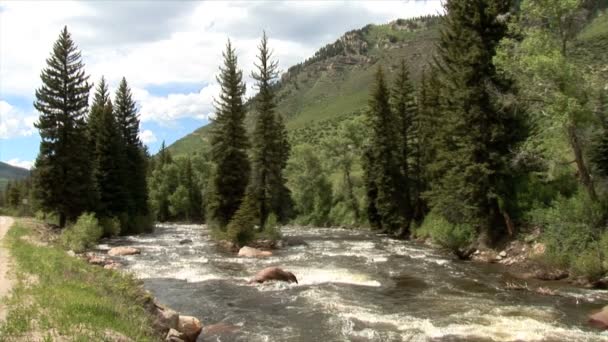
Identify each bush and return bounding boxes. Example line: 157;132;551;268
225;193;257;247
99;216;121;237
418;210;475;253
529;191;604;267
59;213;103;252
572;247;604;281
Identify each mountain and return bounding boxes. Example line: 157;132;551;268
168;16;441;156
0;161;30;189
168;10;608;157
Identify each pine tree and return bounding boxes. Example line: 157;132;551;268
158;141;173;166
363;67;407;235
33;26;95;227
114;77;149;228
208;40;251;228
391;60;418;233
247;32;293;228
427;0;518;244
88;77;128;217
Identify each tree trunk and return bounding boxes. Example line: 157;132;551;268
343;166;360;221
59;212;67;228
568;124;598;202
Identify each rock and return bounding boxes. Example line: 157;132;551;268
104;329;133;342
589;306;608;330
104;262;122;270
250;267;298;284
238;246;273;258
67;250;76;257
88;255;107;265
496;255;503;261
473;250;480;255
499;251;507;258
177;315;202;342
179;239;193;245
531;242;546;256
217;240;237;252
534;268;568;281
153;303;179;334
108;246;140;256
165;328;185;342
203;322;240;336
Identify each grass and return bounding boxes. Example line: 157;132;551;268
0;219;160;341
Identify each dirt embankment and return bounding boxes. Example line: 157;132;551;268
0;216;15;322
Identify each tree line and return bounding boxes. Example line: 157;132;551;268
5;27;151;235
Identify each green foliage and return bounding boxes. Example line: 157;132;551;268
169;185;189;219
572;248;604;280
529;191;605;267
259;212;281;241
249;32;293;227
416;209;475;253
225;192;258;246
286;144;333;226
207;40;250;228
59;213;104;253
33;26;95;227
1;220;156;340
98;216;121;237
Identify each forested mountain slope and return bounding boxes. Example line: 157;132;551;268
0;162;30;189
168;16;441;155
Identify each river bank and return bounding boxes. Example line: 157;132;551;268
0;218;163;341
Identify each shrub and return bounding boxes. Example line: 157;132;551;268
258;213;281;241
225;193;257;247
99;216;121;237
418;209;475;253
572;247;604;281
529;191;604;267
59;213;103;252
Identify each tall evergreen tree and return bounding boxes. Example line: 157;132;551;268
246;32;293;228
392;60;419;232
207;40;251;228
115;77;149;226
363;67;407;235
33;26;94;227
427;0;518;244
88;77;128;217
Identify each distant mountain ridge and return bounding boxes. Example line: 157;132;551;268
0;161;30;189
168;15;441;156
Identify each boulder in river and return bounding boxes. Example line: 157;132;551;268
179;239;193;245
108;246;141;256
203;322;240;336
177;315;202;342
589;306;608;330
104;262;122;270
238;246;273;258
165;328;185;342
250;267;298;284
152;303;179;334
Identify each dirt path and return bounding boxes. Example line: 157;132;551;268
0;216;14;322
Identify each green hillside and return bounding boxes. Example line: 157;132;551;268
168;16;441;156
0;161;30;189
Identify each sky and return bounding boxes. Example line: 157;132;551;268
0;0;443;170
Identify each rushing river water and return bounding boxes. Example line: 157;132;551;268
100;223;608;342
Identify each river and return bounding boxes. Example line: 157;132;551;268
99;223;608;342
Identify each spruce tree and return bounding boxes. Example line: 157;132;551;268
208;40;251;228
363;67;407;235
247;32;293;228
391;60;418;232
115;77;149;227
33;26;95;227
88;77;128;218
427;0;518;244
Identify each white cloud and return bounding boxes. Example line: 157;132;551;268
139;129;157;144
0;101;37;139
5;158;34;170
0;1;444;124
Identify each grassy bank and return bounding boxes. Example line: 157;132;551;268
0;219;159;341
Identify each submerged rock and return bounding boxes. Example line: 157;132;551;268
177;315;202;342
589;306;608;330
179;239;193;245
203;322;240;336
238;246;273;258
108;246;141;256
250;267;298;284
